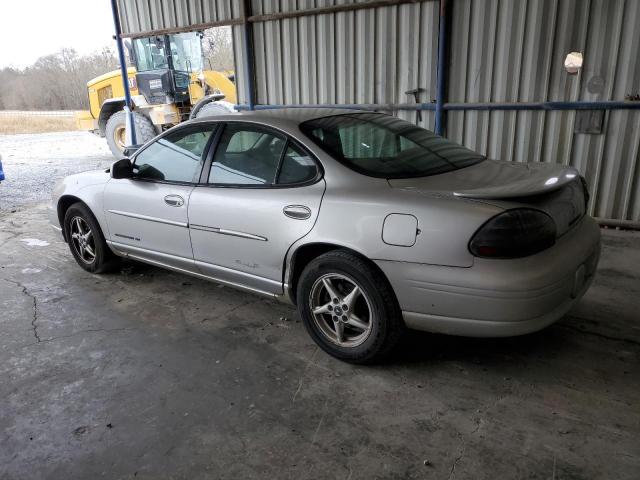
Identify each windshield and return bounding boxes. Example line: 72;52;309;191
169;32;203;72
300;113;485;179
133;36;168;71
133;33;203;72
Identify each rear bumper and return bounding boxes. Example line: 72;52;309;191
376;216;601;337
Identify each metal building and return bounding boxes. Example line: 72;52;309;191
116;0;640;225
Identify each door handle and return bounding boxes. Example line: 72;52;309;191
164;194;185;207
283;205;311;220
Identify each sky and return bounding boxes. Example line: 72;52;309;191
0;0;117;68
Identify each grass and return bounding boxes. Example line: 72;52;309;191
0;115;78;135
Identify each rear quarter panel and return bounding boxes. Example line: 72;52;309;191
294;178;503;269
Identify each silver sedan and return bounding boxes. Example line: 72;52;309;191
50;109;601;363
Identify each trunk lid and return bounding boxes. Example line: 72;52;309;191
387;159;579;198
388;160;587;237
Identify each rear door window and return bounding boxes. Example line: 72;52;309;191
276;144;318;185
208;125;286;185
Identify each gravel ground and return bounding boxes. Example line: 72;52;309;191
0;131;113;211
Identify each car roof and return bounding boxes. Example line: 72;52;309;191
185;107;374;129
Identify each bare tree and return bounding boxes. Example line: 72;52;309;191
202;26;235;72
0;47;119;110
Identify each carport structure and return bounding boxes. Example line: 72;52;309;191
2;3;640;479
114;0;640;227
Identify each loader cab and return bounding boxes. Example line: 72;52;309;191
131;32;204;106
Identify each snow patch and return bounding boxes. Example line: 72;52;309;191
21;267;43;274
21;238;50;247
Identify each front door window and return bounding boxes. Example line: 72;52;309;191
134;125;215;183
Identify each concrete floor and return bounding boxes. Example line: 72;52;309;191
0;204;638;479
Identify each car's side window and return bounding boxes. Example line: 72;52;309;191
276;144;317;185
133;125;215;183
209;124;286;185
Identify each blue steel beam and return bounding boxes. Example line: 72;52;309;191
235;103;437;111
241;0;256;110
110;0;136;145
235;101;640;112
444;101;640;111
434;0;448;135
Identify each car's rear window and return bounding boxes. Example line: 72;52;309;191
300;113;485;179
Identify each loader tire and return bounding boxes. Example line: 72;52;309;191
105;110;156;159
195;102;235;118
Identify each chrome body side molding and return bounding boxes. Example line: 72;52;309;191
107;209;188;228
189;224;268;242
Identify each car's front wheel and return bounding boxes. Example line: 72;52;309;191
297;250;404;363
64;203;119;274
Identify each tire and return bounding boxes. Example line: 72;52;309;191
64;202;120;274
105;110;156;159
297;250;405;364
194;101;235;118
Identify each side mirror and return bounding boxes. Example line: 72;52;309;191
111;158;134;179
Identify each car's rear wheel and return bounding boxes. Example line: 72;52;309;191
64;203;119;273
297;250;404;363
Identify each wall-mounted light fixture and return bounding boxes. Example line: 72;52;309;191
564;52;583;75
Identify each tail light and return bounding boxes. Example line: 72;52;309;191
469;208;556;259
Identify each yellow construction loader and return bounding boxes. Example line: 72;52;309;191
75;31;236;158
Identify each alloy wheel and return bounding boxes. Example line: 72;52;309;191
70;216;96;265
309;273;373;347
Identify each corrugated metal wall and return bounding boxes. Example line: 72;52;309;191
249;0;439;129
117;0;640;222
447;0;640;221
